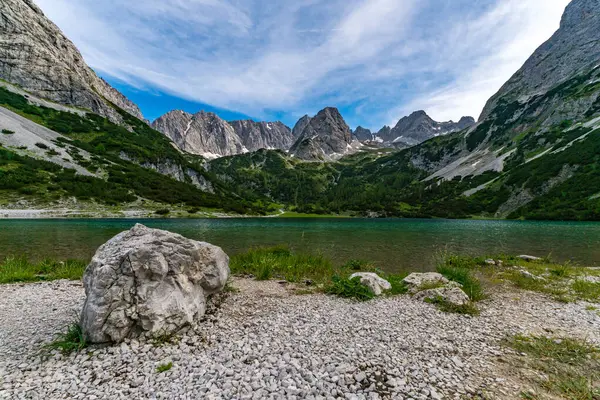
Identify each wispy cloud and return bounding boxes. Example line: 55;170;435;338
35;0;569;129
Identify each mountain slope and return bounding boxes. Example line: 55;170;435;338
0;0;143;123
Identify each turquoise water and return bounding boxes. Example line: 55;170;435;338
0;218;599;272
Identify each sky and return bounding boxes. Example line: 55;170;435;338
35;0;570;130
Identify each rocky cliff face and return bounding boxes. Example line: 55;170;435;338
377;111;475;146
0;0;144;123
289;107;359;161
152;110;247;158
292;115;311;137
353;126;373;141
479;0;600;121
229;120;293;152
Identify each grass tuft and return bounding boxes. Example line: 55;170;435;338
156;362;173;373
0;256;87;283
571;280;600;302
436;256;486;301
45;322;87;355
324;276;375;301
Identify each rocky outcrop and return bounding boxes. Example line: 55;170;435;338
80;224;229;343
377;111;475;147
414;282;470;307
152;110;247;158
292;115;311;137
0;0;143;123
349;272;391;296
289;107;359;161
352;126;373;142
402;272;449;294
479;0;600;121
229;120;293;152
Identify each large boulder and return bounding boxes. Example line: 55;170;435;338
349;272;391;296
402;272;449;294
80;224;229;343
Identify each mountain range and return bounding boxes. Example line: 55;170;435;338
0;0;599;221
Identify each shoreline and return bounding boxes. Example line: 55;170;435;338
0;277;598;399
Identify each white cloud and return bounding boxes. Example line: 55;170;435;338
34;0;569;128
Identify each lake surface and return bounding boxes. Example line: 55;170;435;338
1;218;599;272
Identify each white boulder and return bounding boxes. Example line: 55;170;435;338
349;272;391;296
402;272;449;294
80;224;229;343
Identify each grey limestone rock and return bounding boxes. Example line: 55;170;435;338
0;0;144;123
80;224;229;343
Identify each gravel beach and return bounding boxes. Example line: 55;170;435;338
0;278;598;400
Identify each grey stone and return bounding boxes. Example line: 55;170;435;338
402;273;449;294
349;272;392;296
0;0;143;123
80;224;229;343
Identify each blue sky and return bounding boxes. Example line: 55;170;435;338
36;0;569;130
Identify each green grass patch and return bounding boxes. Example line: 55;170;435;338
45;322;88;355
506;335;600;400
571;280;600;302
324;276;375;301
230;245;343;283
0;256;87;283
156;362;173;373
436;254;486;301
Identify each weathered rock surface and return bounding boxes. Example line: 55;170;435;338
291;115;311;137
289;107;360;161
352;126;373;142
152;110;247;158
80;224;229;343
349;272;391;296
479;0;600;122
376;111;475;147
229;120;293;152
402;272;450;294
414;284;470;307
0;0;143;123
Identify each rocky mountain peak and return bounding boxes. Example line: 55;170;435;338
229;119;293;152
0;0;144;123
353;126;373;141
292;115;312;137
376;111;475;147
289;107;359;161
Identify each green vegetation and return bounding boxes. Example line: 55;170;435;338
506;335;600;399
0;86;266;214
439;254;600;303
156;362;173;373
0;256;86;284
230;245;342;283
45;322;88;355
325;276;375;301
230;246;407;299
436;255;486;301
